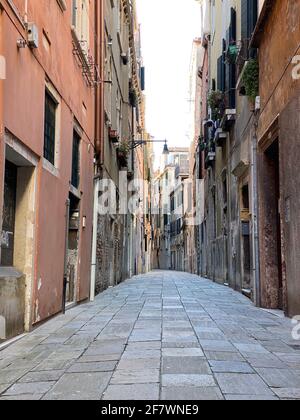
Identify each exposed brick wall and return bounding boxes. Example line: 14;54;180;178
95;214;126;295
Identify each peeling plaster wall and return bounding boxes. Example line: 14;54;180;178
0;269;25;340
14;167;36;331
1;0;95;328
257;0;300;316
279;96;300;317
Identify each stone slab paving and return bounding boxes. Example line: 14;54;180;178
1;271;300;400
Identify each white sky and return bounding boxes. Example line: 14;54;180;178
136;0;201;152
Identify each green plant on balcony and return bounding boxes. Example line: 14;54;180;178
227;44;239;64
129;86;138;108
208;90;225;120
242;59;259;101
198;136;207;152
117;139;130;167
199;142;207;152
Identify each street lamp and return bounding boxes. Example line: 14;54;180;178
131;139;169;155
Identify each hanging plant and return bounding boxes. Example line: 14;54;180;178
208;90;225;120
198;136;207;152
242;59;259;101
118;139;131;156
200;142;207;152
227;44;239;64
117;140;130;168
129;85;138;108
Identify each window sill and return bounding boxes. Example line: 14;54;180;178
69;184;81;199
42;158;59;178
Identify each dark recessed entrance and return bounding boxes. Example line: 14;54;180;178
1;160;17;266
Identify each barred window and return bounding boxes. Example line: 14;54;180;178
71;130;81;189
44;91;57;165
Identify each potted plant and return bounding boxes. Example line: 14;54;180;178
208;90;225;121
241;59;259;102
117;139;130;167
129;85;138;108
198;136;207;152
109;127;119;143
227;43;239;64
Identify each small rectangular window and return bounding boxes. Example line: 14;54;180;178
44;91;57;165
71;130;81;189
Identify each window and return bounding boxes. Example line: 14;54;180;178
72;0;89;49
241;0;258;57
71;130;81;189
44;91;57;165
170;194;175;213
242;184;250;210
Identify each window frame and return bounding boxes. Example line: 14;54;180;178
71;128;81;190
72;0;90;50
44;89;58;166
43;81;61;172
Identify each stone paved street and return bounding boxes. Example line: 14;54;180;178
1;271;300;400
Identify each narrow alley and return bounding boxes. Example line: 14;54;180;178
0;271;299;401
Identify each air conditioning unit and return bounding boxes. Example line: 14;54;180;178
27;23;39;49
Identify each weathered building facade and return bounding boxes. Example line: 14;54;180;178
194;0;300;317
91;0;152;296
252;0;300;316
195;0;260;302
186;38;203;275
0;0;153;341
0;0;95;340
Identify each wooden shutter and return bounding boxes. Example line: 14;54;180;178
229;8;237;43
241;0;248;40
248;0;258;37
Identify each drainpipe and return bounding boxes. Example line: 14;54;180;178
251;115;261;307
0;6;4;258
62;199;70;314
90;177;99;301
90;0;104;301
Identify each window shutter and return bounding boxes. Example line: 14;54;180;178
228;62;236;109
217;56;222;91
241;0;248;40
222;39;227;94
229;8;237;43
140;67;145;91
248;0;258;37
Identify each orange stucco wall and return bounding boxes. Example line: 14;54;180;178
0;0;95;324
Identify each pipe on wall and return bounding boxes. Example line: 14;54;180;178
90;177;99;301
0;4;5;263
252;116;261;307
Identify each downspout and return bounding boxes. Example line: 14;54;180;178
0;4;5;261
90;0;104;301
95;0;105;165
24;0;28;25
131;107;136;276
90;177;99;301
62;199;70;314
252;115;261;307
